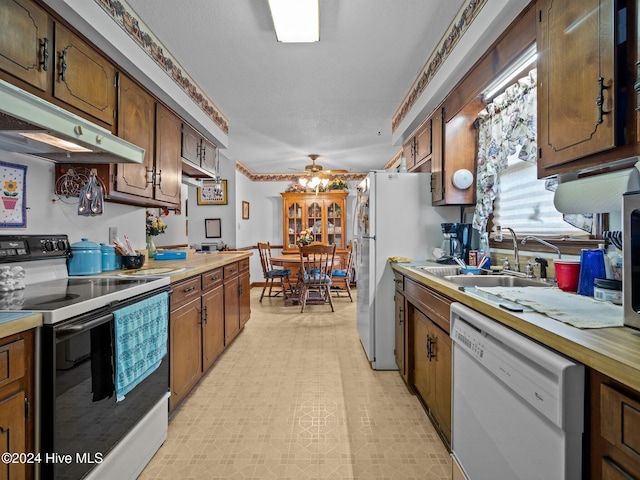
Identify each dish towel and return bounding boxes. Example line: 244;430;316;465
476;286;623;328
113;292;169;401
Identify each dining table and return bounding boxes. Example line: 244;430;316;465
270;253;342;306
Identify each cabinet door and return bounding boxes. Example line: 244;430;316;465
431;108;444;203
181;123;201;165
403;138;415;170
307;200;323;243
395;291;406;379
432;325;452;442
169;298;202;411
53;23;116;127
0;391;26;480
326;200;344;248
116;74;155;198
201;138;217;173
224;275;240;345
412;309;432;402
0;0;50;91
285;199;303;249
415;119;432;164
154;103;182;206
537;0;616;170
202;284;224;372
239;270;250;328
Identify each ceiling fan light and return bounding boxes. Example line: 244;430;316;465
321;178;329;187
299;177;308;187
268;0;319;43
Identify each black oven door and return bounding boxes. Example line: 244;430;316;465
40;298;169;480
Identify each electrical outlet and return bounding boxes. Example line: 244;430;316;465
108;227;118;244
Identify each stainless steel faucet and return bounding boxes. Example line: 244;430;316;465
520;235;562;259
497;226;520;272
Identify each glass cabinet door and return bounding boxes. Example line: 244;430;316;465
307;202;322;243
287;202;303;248
326;202;342;247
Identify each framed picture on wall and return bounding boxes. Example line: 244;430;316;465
242;201;250;219
197;180;227;205
205;218;222;238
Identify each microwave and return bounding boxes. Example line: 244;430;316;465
623;191;640;329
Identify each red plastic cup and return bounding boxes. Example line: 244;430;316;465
554;259;580;292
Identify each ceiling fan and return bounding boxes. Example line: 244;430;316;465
297;154;348;189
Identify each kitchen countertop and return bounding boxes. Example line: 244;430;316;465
392;261;640;393
112;251;252;283
0;311;42;338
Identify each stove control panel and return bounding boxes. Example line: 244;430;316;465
0;235;70;262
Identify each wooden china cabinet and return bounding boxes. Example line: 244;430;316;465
281;191;348;261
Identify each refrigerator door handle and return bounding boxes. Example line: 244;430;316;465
363;235;376;240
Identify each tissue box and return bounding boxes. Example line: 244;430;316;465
154;251;187;260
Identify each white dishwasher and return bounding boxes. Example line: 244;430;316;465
450;303;584;480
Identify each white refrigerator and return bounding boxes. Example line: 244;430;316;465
354;171;459;369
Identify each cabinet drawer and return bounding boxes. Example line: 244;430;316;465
0;339;25;388
224;262;240;278
239;258;250;272
202;268;223;290
170;276;202;311
405;278;451;333
601;384;640;465
394;272;404;292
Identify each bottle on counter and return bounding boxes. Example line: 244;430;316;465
609;248;623;281
478;232;491;268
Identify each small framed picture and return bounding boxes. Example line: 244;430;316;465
205;218;222;238
197;180;227;205
242;201;250;219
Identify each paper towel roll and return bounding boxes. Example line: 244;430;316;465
553;168;640;214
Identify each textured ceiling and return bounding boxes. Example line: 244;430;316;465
125;0;466;175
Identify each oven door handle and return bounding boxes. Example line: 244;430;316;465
56;313;114;338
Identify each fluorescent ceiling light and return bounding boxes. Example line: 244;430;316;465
18;132;92;152
268;0;319;43
482;43;537;101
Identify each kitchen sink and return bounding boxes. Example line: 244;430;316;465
443;274;551;288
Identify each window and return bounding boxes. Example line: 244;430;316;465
492;158;590;238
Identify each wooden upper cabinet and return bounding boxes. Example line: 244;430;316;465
115;74;155;198
0;0;51;92
181;123;217;175
537;0;617;176
403;138;415;170
181;123;201;165
155;103;182;206
201;138;217;173
431;108;444;203
53;23;117;128
415;119;432;165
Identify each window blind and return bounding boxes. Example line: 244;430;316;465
492;160;588;237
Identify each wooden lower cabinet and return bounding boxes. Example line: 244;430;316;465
202;268;224;372
0;330;35;480
591;369;640;479
394;271;408;384
411;307;452;445
170;260;250;412
169;296;202;411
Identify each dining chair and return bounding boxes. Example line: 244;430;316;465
331;242;353;301
298;244;337;313
257;242;293;302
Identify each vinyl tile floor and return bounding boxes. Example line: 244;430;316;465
140;288;451;479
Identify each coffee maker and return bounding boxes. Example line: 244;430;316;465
437;223;473;265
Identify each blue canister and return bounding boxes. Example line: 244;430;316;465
100;243;117;272
68;238;102;275
577;249;606;297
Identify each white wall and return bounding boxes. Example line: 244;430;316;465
0;152;146;248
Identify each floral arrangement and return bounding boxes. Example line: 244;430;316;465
296;228;314;246
327;178;349;191
285;182;309;193
146;209;168;236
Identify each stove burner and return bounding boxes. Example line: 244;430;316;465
29;294;80;307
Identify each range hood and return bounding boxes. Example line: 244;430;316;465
0;79;144;164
